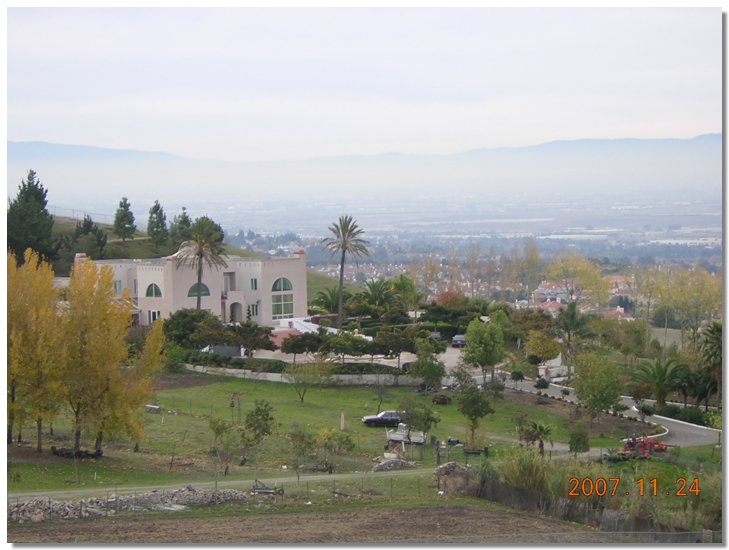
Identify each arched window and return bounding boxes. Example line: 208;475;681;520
145;283;162;298
188;283;211;297
272;277;293;292
271;278;294;320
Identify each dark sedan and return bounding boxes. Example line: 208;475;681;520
361;410;403;427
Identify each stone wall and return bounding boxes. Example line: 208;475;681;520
184;364;437;387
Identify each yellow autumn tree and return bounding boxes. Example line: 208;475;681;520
546;252;609;307
95;320;166;450
7;250;65;451
62;256;132;453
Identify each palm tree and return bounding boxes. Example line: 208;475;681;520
313;287;351;314
699;321;722;404
631;358;678;407
363;278;394;309
321;215;370;329
691;365;718;412
670;362;695;408
390;273;424;319
527;421;553;456
175;217;228;310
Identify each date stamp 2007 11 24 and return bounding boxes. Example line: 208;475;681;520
567;477;700;497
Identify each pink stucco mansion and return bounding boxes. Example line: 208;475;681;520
76;250;308;327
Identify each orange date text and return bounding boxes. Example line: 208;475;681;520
567;477;700;497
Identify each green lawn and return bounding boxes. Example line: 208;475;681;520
9;373;639;493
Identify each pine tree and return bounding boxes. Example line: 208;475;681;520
7;170;56;263
168;206;193;248
113;197;137;241
147;200;169;249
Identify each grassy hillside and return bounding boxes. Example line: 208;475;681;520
306;269;361;303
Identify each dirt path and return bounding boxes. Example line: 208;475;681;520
8;504;615;544
7;467;431;502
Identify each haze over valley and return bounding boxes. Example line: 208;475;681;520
7;134;722;272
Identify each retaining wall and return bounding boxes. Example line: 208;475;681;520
183;364;446;387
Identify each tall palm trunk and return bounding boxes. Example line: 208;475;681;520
337;250;346;329
196;253;204;310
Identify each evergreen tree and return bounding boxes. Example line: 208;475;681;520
147;200;169;249
74;215;107;259
113;197;137;241
168;206;193;248
7;170;56;263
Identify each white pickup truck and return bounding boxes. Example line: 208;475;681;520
386;423;426;445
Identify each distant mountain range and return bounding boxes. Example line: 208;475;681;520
7;134;722;218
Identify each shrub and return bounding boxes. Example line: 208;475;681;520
568;426;590;457
677;407;705;426
240;358;287;373
328;362;395;375
494;447;549;493
656;404;705;426
164;342;190;372
655;403;681;418
704;411;722;429
534;378;549;389
639;404;655;417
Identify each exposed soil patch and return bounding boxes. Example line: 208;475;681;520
503;388;638;439
152;372;223;391
8;504;614;544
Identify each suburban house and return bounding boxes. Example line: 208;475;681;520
67;250;308;327
531;281;571;305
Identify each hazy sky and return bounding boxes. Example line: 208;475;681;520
6;7;722;162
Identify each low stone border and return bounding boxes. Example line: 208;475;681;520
8;486;250;523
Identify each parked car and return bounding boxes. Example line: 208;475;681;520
451;334;466;348
361;410;404;427
429;331;443;341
